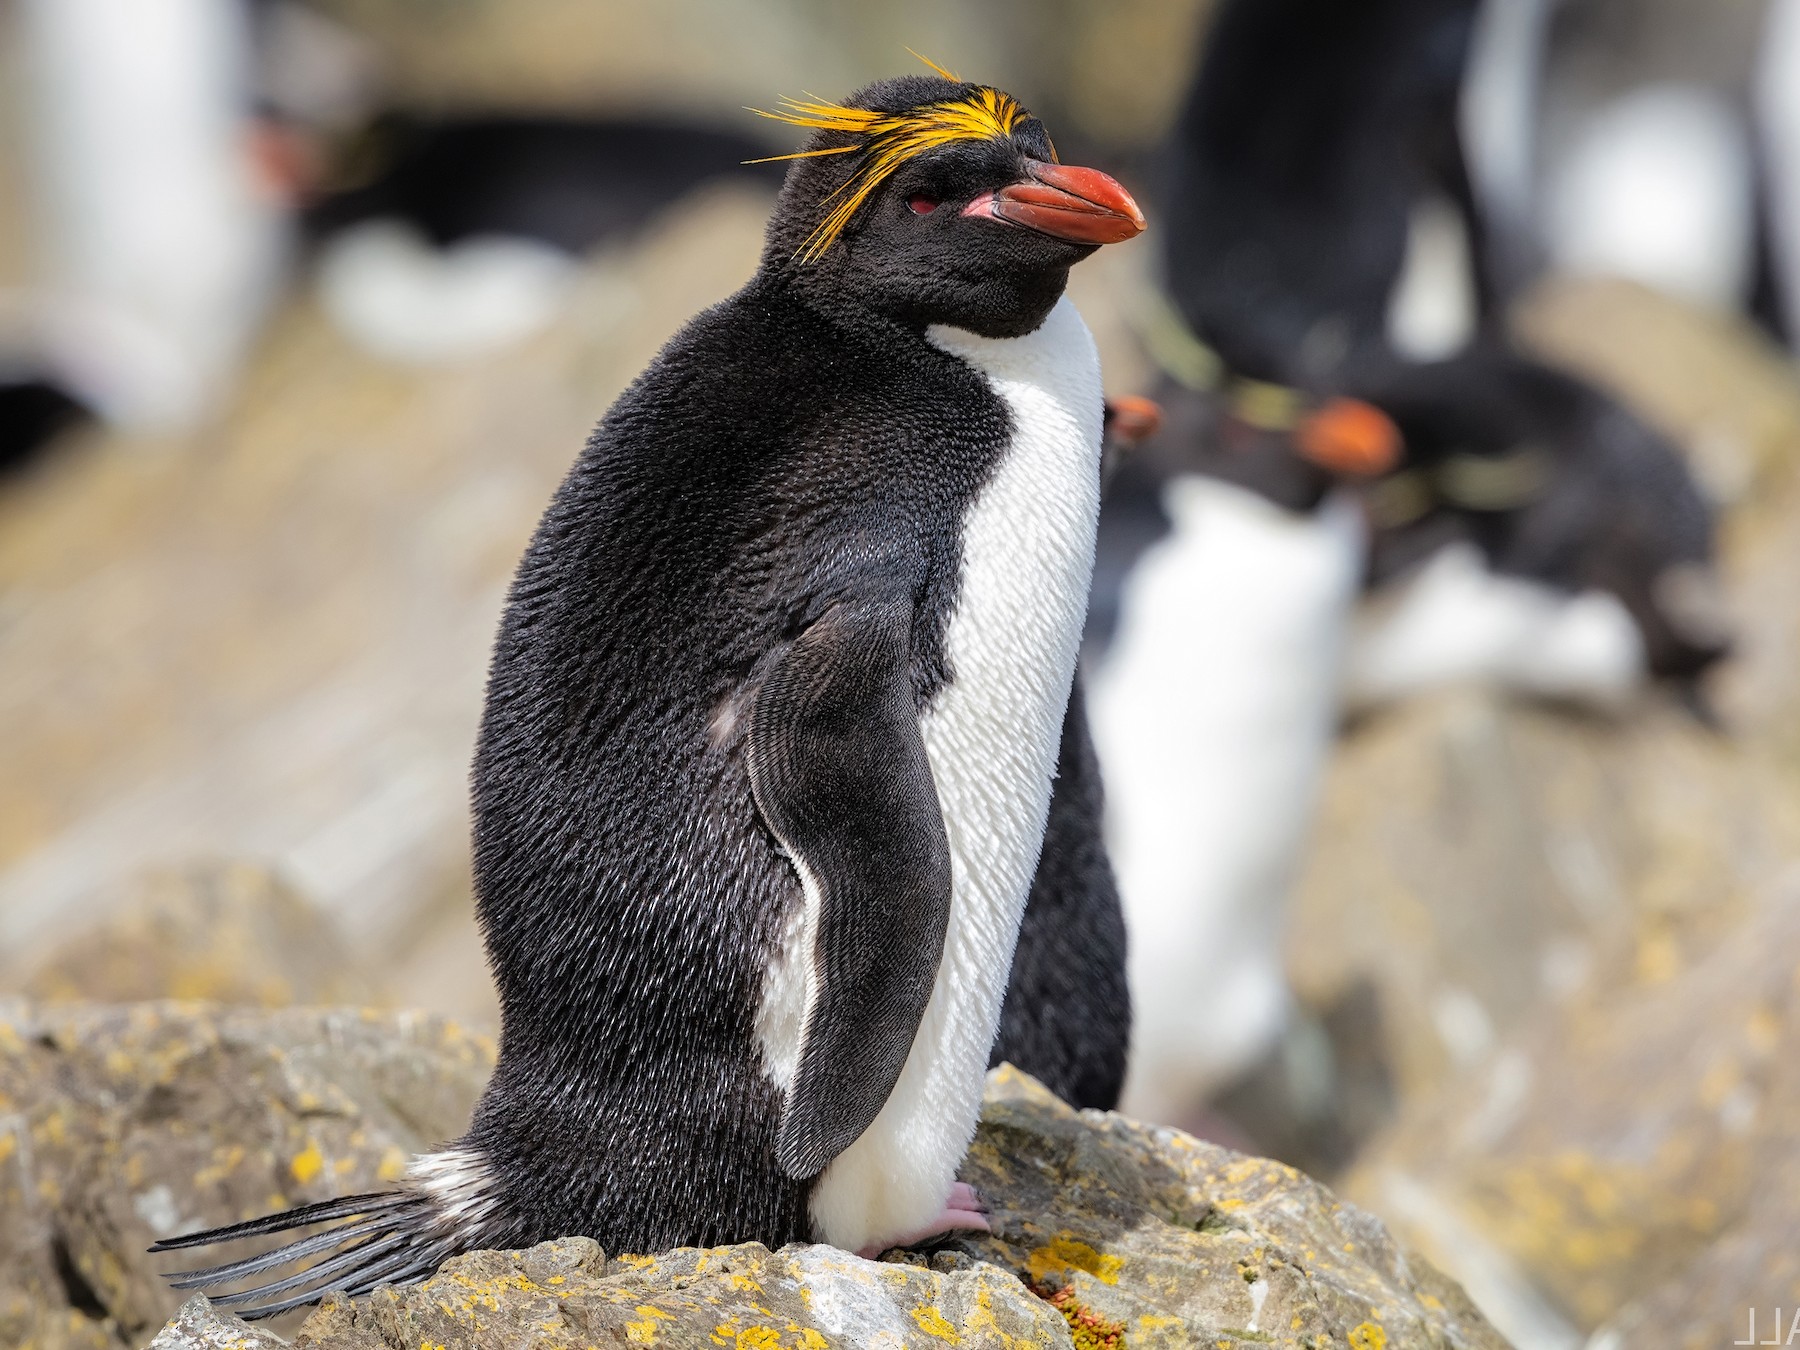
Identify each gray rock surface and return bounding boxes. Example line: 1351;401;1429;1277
0;1001;493;1348
1343;881;1800;1348
131;1056;1507;1350
14;862;378;1009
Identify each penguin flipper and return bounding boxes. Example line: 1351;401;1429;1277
747;596;953;1182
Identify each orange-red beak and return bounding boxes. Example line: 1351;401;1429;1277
963;161;1146;245
1104;394;1164;447
1294;397;1402;478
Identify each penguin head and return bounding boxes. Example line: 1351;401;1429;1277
755;73;1144;337
1122;377;1400;514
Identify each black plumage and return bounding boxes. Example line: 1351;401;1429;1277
1163;0;1484;385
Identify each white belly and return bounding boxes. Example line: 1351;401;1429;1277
1089;478;1364;1123
807;296;1103;1253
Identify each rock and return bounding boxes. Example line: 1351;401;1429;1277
13;861;378;1008
1343;880;1800;1350
148;1298;284;1350
949;1068;1505;1349
145;1240;1068;1349
0;1001;493;1348
133;1064;1504;1350
1275;685;1800;1345
1285;690;1800;1120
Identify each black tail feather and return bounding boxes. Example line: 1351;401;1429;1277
165;1213;395;1288
204;1233;407;1307
149;1190;453;1320
148;1192;404;1252
240;1238;457;1319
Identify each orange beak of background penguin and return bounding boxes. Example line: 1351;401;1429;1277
1293;397;1403;477
964;162;1146;245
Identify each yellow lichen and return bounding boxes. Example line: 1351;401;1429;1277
1025;1236;1124;1286
911;1305;962;1343
625;1313;663;1344
290;1141;324;1185
710;1322;783;1350
1349;1321;1388;1350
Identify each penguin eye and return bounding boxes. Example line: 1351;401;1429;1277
908;194;940;215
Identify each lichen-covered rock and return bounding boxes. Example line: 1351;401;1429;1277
1277;685;1800;1345
15;862;378;1009
147;1298;284;1350
1286;690;1800;1116
296;1238;1069;1350
141;1239;1067;1349
945;1068;1504;1350
129;1052;1503;1350
212;1076;1503;1349
1342;888;1800;1349
0;1001;493;1348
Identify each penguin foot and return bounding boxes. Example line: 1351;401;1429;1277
857;1184;991;1257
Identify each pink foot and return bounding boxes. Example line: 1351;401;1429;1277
856;1183;991;1258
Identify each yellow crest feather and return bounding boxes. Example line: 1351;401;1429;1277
749;67;1031;261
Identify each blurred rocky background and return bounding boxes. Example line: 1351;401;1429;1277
2;0;1798;1347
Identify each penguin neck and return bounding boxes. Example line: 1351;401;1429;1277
752;264;1068;348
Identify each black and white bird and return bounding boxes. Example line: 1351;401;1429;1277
150;69;1144;1315
1086;0;1728;1133
1083;376;1400;1126
1346;344;1732;712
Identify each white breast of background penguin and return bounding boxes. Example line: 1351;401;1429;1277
794;294;1102;1253
1091;477;1365;1121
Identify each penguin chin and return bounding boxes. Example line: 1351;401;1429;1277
892;260;1083;339
937;269;1077;339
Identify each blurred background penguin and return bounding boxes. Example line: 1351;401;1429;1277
4;2;1800;1348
